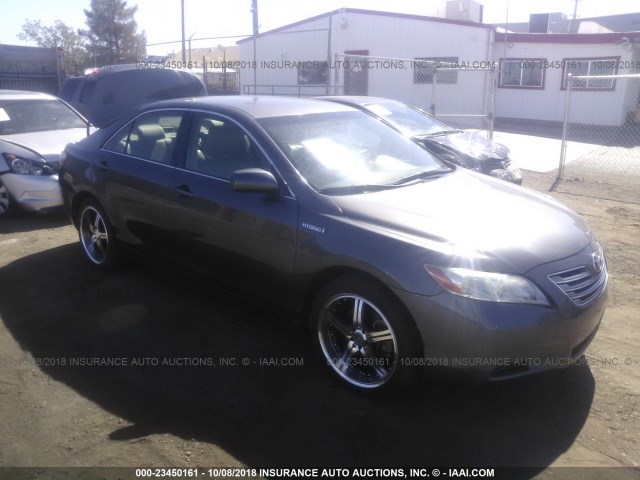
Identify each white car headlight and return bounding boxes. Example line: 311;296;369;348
2;154;54;176
425;265;549;305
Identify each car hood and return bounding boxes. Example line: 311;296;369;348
423;130;509;161
0;128;89;163
331;170;592;273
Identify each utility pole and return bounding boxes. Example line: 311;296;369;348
569;0;579;33
181;0;186;63
252;0;258;93
501;0;509;84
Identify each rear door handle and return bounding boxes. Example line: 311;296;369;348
97;160;110;171
175;184;194;199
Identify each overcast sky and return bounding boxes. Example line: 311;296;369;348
2;0;638;56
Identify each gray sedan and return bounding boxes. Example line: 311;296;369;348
60;96;607;393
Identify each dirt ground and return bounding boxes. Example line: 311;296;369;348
0;171;639;478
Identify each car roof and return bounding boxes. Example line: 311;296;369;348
318;96;440;120
318;96;401;107
84;64;140;75
141;95;356;119
81;65;202;78
0;90;57;101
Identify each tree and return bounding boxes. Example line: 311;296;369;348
80;0;147;66
18;20;87;75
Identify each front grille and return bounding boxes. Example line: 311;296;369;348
548;265;607;307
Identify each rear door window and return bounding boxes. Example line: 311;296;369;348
103;111;185;165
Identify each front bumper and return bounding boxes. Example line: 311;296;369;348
393;279;607;381
488;165;522;185
0;173;63;212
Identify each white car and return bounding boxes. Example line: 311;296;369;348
0;90;91;216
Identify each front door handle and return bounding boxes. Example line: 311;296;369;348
175;184;194;199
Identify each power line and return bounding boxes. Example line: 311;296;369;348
147;34;251;47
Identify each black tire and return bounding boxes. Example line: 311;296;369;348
0;179;18;217
77;198;121;271
310;274;423;393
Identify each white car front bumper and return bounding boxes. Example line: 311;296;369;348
1;173;63;212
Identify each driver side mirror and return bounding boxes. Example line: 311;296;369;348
230;168;280;194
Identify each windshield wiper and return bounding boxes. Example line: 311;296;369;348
319;169;453;194
318;183;405;195
414;130;461;139
392;168;452;185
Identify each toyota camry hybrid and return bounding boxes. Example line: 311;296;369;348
59;96;608;393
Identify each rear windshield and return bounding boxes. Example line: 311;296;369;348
58;77;82;101
363;101;453;136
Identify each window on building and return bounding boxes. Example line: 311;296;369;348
297;62;329;85
413;57;458;84
499;59;545;89
562;58;619;90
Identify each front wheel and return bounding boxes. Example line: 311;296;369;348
310;275;423;393
77;199;121;270
0;180;17;217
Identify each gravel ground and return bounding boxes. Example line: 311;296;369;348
0;171;638;479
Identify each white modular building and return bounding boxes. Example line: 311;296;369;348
237;7;640;127
237;7;495;127
493;32;640;126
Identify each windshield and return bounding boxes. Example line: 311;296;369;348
0;99;86;135
259;110;450;192
363;101;455;137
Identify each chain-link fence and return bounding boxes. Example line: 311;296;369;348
240;53;496;135
332;53;495;134
203;69;240;95
557;73;640;202
426;66;495;132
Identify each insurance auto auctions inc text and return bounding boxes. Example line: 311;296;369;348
255;468;495;478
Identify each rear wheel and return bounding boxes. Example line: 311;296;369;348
77;199;121;270
310;274;422;393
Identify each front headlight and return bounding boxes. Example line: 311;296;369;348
2;154;55;176
425;265;549;305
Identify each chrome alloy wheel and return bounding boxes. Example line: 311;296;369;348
80;206;109;264
318;294;399;389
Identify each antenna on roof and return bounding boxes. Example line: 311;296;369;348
252;0;258;92
569;0;580;32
